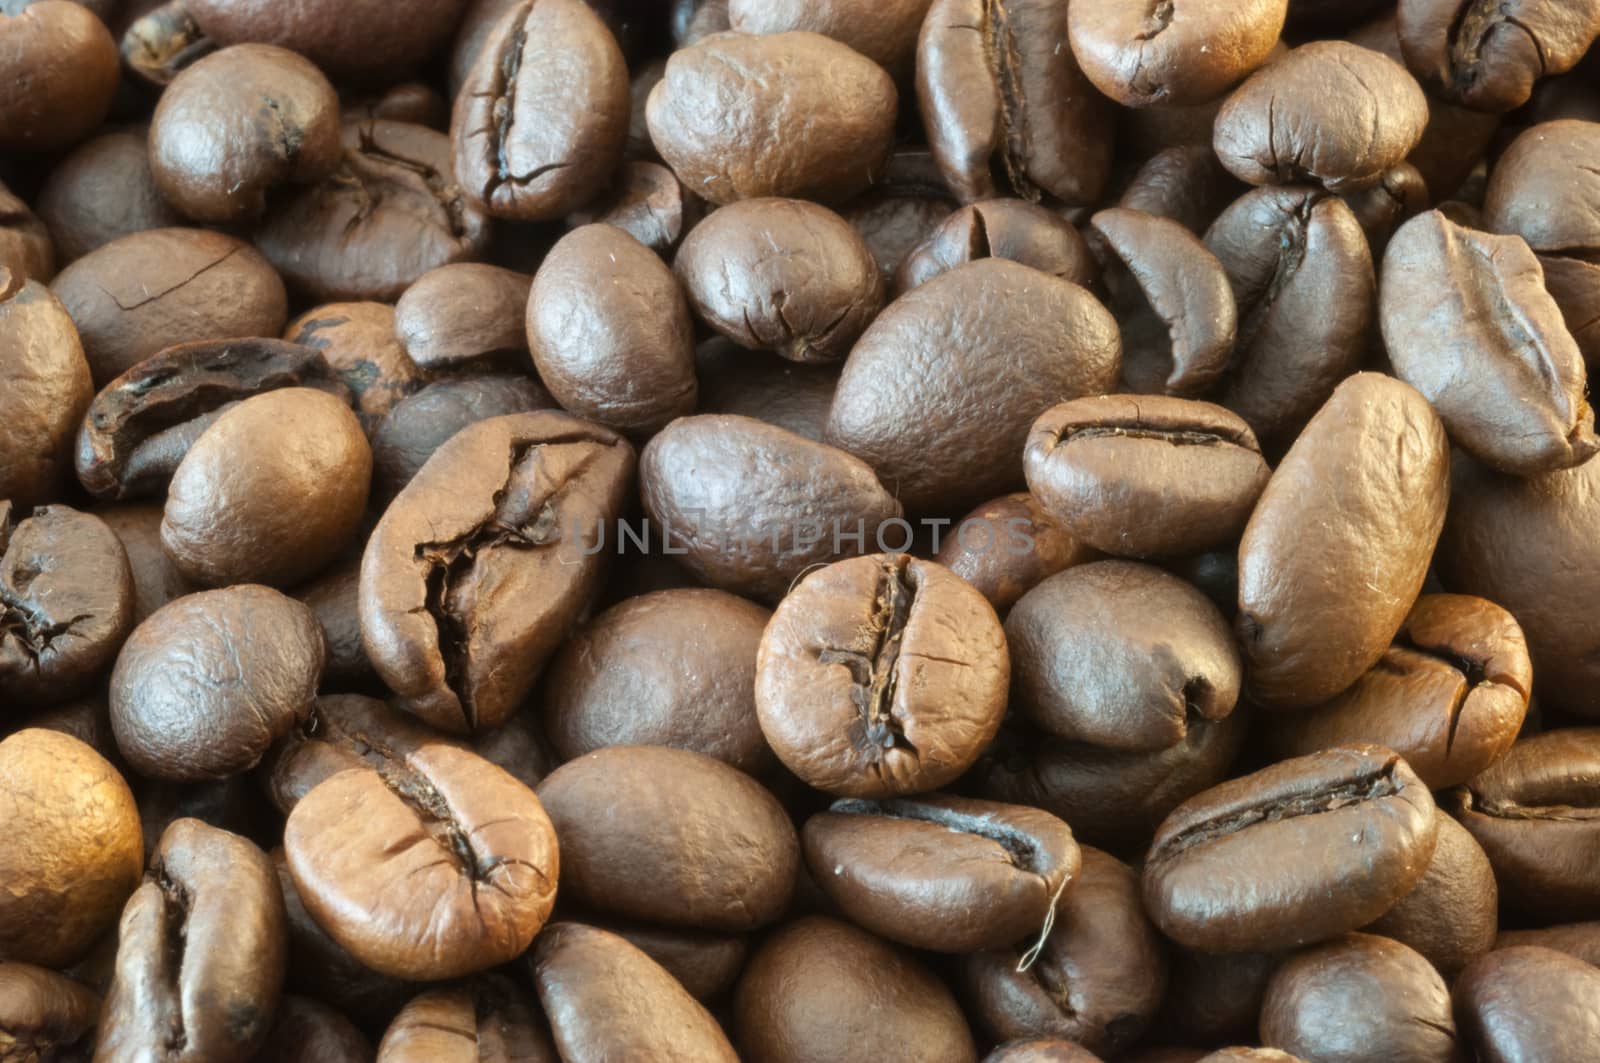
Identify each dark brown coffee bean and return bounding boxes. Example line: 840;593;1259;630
0;277;91;509
695;340;839;442
985;1041;1105;1063
537;745;798;931
1143;745;1438;953
36;126;185;264
96;504;195;625
1214;41;1428;191
1006;561;1241;752
936;492;1096;616
361;411;634;732
728;0;930;76
186;0;466;81
543;587;772;774
1364;812;1497;977
0;182;52;284
1455;946;1600;1062
285;742;558;980
756;553;1008;797
1237;374;1449;708
161;388;371;588
565;159;701;255
290;559;370;691
257;995;373;1063
826;258;1121;515
963;846;1167;1057
285;304;429;432
344;81;448;130
0;962;100;1060
51;227;288;386
369;373;554;499
1341;161;1429;254
1436;454;1600;716
803;794;1079;953
262;694;442;815
1484;120;1600;254
1540;252;1600;373
76;337;348;502
640;414;903;601
452;0;628;221
0;504;133;708
895;200;1099;297
1381;210;1598;473
527;224;696;434
595;921;747;1003
847;193;957;284
95;818;286;1062
120;0;217;87
535;923;739;1062
1158;947;1281;1047
1202;186;1375;445
1496;923;1600;966
394;263;531;372
150;43;341;223
376;978;553;1063
919;0;1112;205
1397;0;1600;112
1260;933;1459;1062
0;729;141;968
257;119;492;303
648;31;896;206
1116;145;1243;236
735;915;977;1063
1266;594;1531;790
0;1;119;152
1068;0;1287;106
1025;396;1269;558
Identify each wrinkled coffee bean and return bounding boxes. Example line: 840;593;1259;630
1068;0;1287;107
0;277;92;509
393;262;531;372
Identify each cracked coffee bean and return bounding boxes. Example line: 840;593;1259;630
756;553;1009;797
1068;0;1288;107
918;0;1112;206
284;741;559;980
261;693;452;815
149;43;342;224
95;818;287;1062
1142;745;1439;953
1396;0;1600;113
75;337;349;502
894;199;1099;296
120;0;216;87
0;275;92;510
393;262;532;372
452;0;629;221
376;976;552;1062
285;303;428;432
802;794;1080;953
360;410;634;733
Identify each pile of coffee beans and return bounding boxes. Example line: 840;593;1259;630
4;0;1600;1059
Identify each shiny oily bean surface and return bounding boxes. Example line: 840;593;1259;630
1364;812;1498;978
894;199;1099;296
393;262;532;372
1025;396;1268;559
1143;745;1439;953
0;278;91;510
802;794;1080;953
0;0;119;152
935;492;1097;616
756;553;1009;797
1454;946;1600;1063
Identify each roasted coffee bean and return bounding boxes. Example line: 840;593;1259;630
285;742;558;981
756;553;1008;797
1025;396;1269;558
648;31;897;205
1006;561;1241;752
28;690;119;766
291;558;370;690
0;183;52;284
95;818;287;1062
345;81;449;130
375;977;551;1063
538;745;797;930
1381;210;1597;473
1436;454;1600;716
1341;161;1429;253
1484;120;1600;254
847;193;957;284
895;199;1099;296
36;126;185;263
1266;594;1530;790
0;1;119;152
985;1042;1105;1063
803;794;1079;953
1396;0;1600;112
963;846;1167;1056
675;198;881;364
0;729;141;968
543;587;772;773
394;262;531;372
1068;0;1287;107
76;338;348;502
1364;812;1497;977
0;504;133;708
1116;145;1242;236
1214;41;1428;191
918;0;1111;205
695;340;839;442
527;224;697;434
727;0;930;76
0;276;91;509
735;916;977;1063
640;414;903;601
149;44;341;223
1454;946;1600;1062
1237;374;1449;708
1448;728;1600;919
51;227;288;386
97;504;195;626
674;0;729;44
1259;933;1459;1062
534;923;739;1062
935;492;1096;616
1158;947;1281;1047
1202;186;1374;445
1539;252;1600;372
161;388;370;588
262;694;445;815
285;304;428;431
257;995;372;1063
591;921;747;1003
447;0;520;97
0;961;100;1060
120;0;217;86
565;159;700;254
452;0;628;221
826;258;1121;515
1089;208;1236;395
256;119;492;303
1496;922;1600;966
1143;746;1439;953
369;373;554;499
186;0;466;81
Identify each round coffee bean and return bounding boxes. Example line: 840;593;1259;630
935;493;1097;616
895;200;1099;296
393;262;532;372
0;1;119;151
0;278;91;509
1365;812;1498;978
1454;947;1600;1062
1068;0;1288;107
1484;120;1600;255
756;553;1008;797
